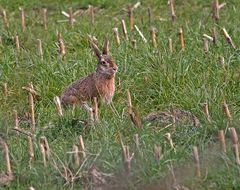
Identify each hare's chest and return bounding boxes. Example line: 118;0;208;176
96;80;115;104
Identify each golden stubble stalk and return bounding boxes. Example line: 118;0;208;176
13;110;19;135
28;136;34;162
222;101;232;119
37;39;43;60
121;19;129;41
202;37;209;54
19;7;26;31
121;141;134;174
72;145;80;167
169;0;176;22
212;0;219;22
202;101;211;121
68;7;74;26
165;133;175;151
2;9;9;28
128;5;133;31
222;28;236;49
3;83;8;97
0;138;12;177
57;31;66;57
168;38;173;53
228;127;240;165
150;27;157;48
192;146;201;178
28;83;35;133
43;8;47;30
113;27;120;46
131;39;136;49
211;27;217;44
39;136;50;167
89;5;94;24
15;34;20;51
79;135;86;158
218;130;226;153
53;96;63;116
153;144;161;162
178;27;185;50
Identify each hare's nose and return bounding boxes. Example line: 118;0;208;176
113;67;118;72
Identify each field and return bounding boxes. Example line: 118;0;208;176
1;0;240;189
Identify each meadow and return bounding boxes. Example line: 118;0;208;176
1;0;240;189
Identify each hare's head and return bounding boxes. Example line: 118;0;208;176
90;39;118;79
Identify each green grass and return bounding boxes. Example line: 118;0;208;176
1;0;240;189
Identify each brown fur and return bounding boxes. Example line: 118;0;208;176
60;39;117;107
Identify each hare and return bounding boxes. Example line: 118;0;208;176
60;39;118;111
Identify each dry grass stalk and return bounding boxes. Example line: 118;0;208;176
19;7;26;31
228;128;240;165
121;19;129;41
168;38;173;53
43;8;47;30
127;89;141;128
28;136;34;162
28;88;36;132
150;27;157;48
202;101;210;121
128;5;134;31
89;5;95;24
2;9;9;28
178;28;185;50
153;144;161;162
37;39;43;60
15;34;20;51
13;127;33;137
68;7;74;26
219;2;226;9
131;39;136;49
211;27;217;44
93;97;99;123
222;101;232;119
72;145;80;167
121;145;134;173
39;136;51;167
165;133;175;150
53;96;63;116
3;83;8;96
113;27;120;46
222;28;236;49
169;0;176;22
134;25;147;43
192;146;201;177
218;130;226;153
79;135;86;158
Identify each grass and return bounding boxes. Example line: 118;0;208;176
1;0;240;189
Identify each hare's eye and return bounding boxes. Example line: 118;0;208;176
101;61;107;65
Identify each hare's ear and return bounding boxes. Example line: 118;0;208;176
102;38;109;55
90;41;101;59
